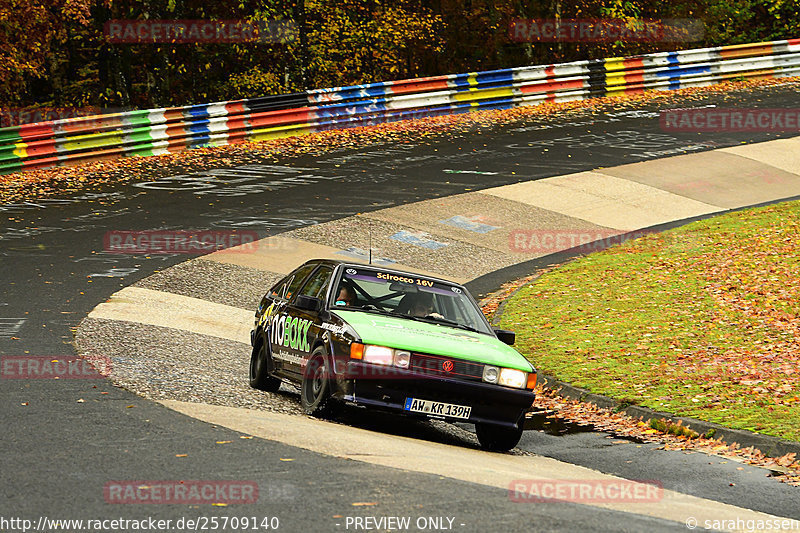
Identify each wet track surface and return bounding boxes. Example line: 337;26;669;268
3;84;800;530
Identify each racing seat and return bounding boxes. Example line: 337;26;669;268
396;294;415;315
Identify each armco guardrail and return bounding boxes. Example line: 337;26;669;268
1;38;799;175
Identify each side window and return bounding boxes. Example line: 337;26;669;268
284;264;316;302
447;295;478;329
269;275;292;299
299;267;333;301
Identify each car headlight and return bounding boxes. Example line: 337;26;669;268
362;345;394;366
498;368;527;389
350;343;411;368
482;365;499;384
394;350;411;369
483;366;527;388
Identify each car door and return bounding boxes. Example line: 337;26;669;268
273;265;333;377
267;263;317;377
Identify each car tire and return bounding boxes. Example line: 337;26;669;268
301;349;337;417
475;422;523;452
249;339;282;392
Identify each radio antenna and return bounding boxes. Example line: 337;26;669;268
368;218;373;265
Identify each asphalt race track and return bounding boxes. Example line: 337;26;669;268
3;83;800;532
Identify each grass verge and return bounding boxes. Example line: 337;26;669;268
499;199;800;441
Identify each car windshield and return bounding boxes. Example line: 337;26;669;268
332;266;493;335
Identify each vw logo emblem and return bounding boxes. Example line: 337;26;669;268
442;360;454;372
346;268;357;275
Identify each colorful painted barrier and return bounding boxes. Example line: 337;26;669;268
1;38;799;175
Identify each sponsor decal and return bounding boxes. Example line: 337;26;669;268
375;272;435;287
320;323;347;336
270;314;312;352
275;350;305;366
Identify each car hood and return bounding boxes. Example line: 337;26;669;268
332;311;534;372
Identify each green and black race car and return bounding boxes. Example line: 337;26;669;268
249;259;537;451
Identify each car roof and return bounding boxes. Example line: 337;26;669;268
302;259;462;287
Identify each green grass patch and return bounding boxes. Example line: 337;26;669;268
500;199;800;441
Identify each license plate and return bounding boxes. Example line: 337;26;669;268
403;398;472;419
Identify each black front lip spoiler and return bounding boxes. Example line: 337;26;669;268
341;362;535;429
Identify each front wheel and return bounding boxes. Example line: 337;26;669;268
301;349;338;417
475;422;523;452
249;340;282;392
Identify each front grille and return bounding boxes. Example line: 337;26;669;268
409;352;484;382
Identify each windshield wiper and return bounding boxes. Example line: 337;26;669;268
422;316;482;333
387;312;483;333
349;307;485;334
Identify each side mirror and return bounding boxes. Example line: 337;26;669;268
295;295;322;313
494;329;515;346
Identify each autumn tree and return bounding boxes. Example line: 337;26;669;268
0;0;94;105
303;0;444;89
2;0;799;109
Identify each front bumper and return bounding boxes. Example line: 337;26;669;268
341;361;535;429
